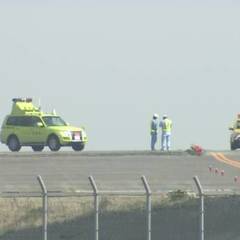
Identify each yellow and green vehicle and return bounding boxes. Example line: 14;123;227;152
0;98;88;152
229;119;240;150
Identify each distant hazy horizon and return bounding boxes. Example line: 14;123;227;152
0;1;239;151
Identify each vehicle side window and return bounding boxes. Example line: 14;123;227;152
31;117;43;127
6;116;43;127
6;117;18;126
19;117;32;127
6;116;23;126
22;117;43;127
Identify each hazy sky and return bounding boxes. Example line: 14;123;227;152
0;1;239;151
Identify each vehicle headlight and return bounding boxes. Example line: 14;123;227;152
62;131;72;138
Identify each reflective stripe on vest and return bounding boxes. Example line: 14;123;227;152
151;129;157;134
150;120;158;134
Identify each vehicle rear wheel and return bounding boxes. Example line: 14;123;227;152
32;145;44;152
48;135;61;151
72;143;85;151
8;136;21;152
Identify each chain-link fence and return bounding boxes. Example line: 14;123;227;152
0;176;240;240
204;195;240;240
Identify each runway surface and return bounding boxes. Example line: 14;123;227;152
0;150;240;194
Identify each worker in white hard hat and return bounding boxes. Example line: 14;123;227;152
159;114;173;151
150;113;159;151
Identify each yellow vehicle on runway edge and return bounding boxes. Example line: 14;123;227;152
229;118;240;150
0;98;88;152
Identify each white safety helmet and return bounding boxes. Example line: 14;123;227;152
163;114;168;118
153;113;159;118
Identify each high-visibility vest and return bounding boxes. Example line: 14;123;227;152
162;119;172;132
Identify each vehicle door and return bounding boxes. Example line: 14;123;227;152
30;116;47;143
17;116;34;144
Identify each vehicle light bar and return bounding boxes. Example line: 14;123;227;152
12;98;33;103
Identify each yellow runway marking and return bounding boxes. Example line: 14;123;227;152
210;152;240;169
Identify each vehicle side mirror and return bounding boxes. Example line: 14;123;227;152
37;122;44;127
229;127;234;131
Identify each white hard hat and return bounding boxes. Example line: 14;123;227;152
163;114;168;118
153;113;159;118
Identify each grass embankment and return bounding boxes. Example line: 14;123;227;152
0;191;240;240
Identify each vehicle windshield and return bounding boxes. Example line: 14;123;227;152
42;116;67;127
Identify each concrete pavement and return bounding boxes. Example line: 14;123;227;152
0;150;240;194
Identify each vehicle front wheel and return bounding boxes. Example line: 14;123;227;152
72;143;85;151
8;136;21;152
32;145;44;152
48;135;61;151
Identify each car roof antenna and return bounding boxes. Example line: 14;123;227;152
38;98;41;111
52;109;57;115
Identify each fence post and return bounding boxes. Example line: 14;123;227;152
37;175;48;240
89;176;99;240
193;176;204;240
141;175;152;240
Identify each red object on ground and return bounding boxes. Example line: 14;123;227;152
191;144;204;156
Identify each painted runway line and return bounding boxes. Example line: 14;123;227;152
210;152;240;169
